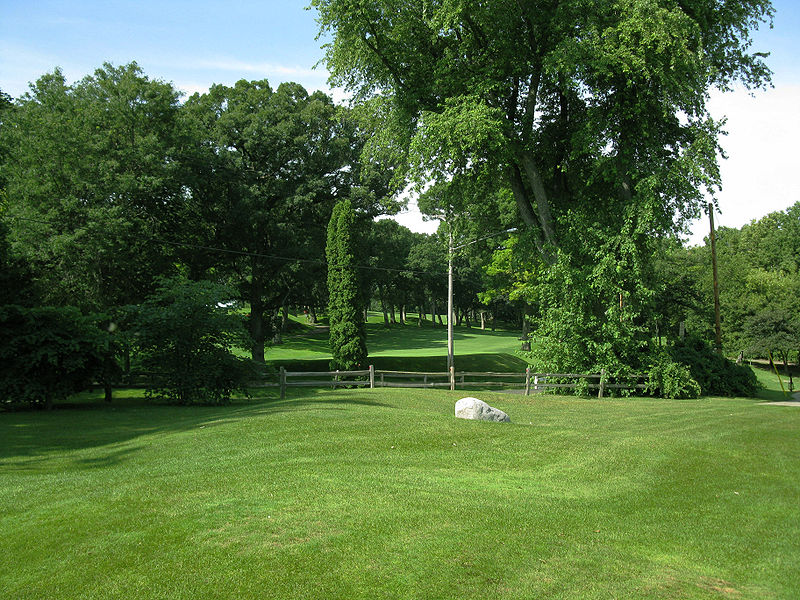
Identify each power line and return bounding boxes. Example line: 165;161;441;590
5;214;457;278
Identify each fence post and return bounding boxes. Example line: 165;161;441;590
449;366;455;392
280;367;286;400
598;368;606;398
380;372;384;387
533;375;539;393
525;367;531;396
333;370;339;389
369;365;374;389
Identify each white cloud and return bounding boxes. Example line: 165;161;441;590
687;84;800;243
194;58;322;79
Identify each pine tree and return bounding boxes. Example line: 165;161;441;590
326;199;367;371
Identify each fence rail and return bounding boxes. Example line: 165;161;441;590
272;366;646;399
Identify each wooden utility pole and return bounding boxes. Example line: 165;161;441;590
708;202;723;353
447;229;455;372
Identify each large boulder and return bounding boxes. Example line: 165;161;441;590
454;397;510;423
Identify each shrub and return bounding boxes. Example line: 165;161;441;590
129;277;253;405
0;305;107;409
669;337;760;397
646;356;701;399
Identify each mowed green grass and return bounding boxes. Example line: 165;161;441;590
2;388;799;599
264;313;528;372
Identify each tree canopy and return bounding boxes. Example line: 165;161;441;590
313;0;774;374
314;0;772;251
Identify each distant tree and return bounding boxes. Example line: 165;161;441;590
745;308;799;389
327;199;367;370
0;220;37;307
367;219;415;325
406;234;445;326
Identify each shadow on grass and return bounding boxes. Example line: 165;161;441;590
263;321;521;359
267;353;529;374
365;322;518;354
0;388;394;466
752;365;797;403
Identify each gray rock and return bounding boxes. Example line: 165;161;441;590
454;397;510;423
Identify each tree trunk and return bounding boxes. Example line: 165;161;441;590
465;310;471;329
400;305;406;324
272;307;283;345
431;298;437;327
249;282;266;363
310;307;317;324
104;382;113;403
380;286;390;327
782;351;794;392
480;311;486;330
123;343;131;375
520;310;529;341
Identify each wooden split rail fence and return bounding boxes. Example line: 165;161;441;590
263;366;646;399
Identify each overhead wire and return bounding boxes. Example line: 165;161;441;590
4;214;489;278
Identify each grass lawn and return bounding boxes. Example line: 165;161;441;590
2;384;799;598
262;313;529;373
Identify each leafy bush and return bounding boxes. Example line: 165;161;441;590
129;277;252;405
646;356;701;399
0;305;107;409
669;337;760;397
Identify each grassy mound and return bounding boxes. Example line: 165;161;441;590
2;388;799;598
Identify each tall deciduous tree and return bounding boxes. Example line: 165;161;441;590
183;80;391;362
313;0;772;253
2;64;183;311
313;0;773;373
327;198;367;370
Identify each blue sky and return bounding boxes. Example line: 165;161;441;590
2;1;798;242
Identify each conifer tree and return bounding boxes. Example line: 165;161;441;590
326;199;367;370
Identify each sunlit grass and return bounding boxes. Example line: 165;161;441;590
2;388;799;598
247;311;529;372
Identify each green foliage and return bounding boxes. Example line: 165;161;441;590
327;199;368;370
744;308;800;360
0;219;37;306
646;356;701;399
0;305;107;409
2;64;184;311
182;79;393;361
314;0;774;382
129;277;252;405
669;337;760;398
524;232;655;376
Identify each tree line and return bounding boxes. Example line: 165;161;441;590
2;1;789;405
0;63;516;407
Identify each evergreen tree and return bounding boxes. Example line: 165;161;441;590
326;199;367;371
